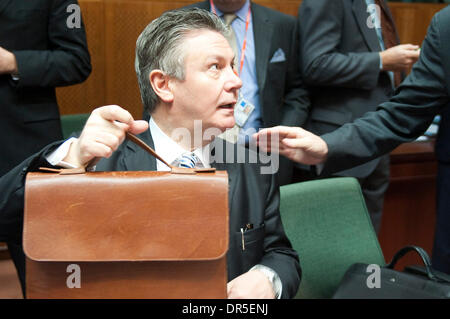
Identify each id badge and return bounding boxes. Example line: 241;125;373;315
234;96;255;127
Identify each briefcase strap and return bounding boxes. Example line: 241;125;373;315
125;133;216;174
39;132;215;175
386;245;437;281
125;132;172;169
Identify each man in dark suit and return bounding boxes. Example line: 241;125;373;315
0;0;91;294
0;8;300;298
297;0;419;232
185;0;310;186
255;6;450;274
0;0;91;177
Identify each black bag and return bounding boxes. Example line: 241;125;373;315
333;246;450;299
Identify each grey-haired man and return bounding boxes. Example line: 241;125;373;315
0;8;301;298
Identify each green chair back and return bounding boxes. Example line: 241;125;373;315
280;177;385;299
60;113;90;139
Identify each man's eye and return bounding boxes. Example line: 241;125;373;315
210;64;219;70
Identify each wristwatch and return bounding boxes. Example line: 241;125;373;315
251;264;282;299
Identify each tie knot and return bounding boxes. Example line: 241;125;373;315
172;152;203;169
223;13;237;26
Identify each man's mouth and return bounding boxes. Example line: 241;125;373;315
219;102;236;109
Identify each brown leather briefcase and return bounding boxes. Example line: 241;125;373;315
23;133;229;299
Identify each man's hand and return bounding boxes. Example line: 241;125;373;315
64;105;148;167
0;47;18;74
380;44;420;72
227;270;275;299
254;126;328;165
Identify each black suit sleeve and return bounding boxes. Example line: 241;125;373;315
0;141;64;243
12;0;91;88
299;0;380;90
321;10;448;175
258;173;301;298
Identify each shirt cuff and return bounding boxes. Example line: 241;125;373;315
378;52;383;70
46;137;78;168
250;264;283;299
315;163;324;175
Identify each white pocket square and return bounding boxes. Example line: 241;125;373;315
270;48;286;63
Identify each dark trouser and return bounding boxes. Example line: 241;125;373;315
433;162;450;274
7;241;26;298
353;155;390;234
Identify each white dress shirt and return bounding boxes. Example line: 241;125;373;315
149;118;210;171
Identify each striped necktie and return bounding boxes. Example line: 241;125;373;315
171;152;204;168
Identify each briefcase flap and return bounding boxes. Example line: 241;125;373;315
23;171;229;262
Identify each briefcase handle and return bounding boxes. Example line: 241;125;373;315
125;132;216;174
40;132;215;175
125;132;173;169
386;245;437;281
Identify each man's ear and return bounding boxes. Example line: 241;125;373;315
149;70;174;103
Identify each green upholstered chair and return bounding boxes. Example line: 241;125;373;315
280;177;386;299
60;113;90;139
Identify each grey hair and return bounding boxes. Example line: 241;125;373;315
135;8;229;115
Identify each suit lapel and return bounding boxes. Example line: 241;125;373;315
123;129;157;171
252;3;272;92
352;0;381;52
210;138;239;207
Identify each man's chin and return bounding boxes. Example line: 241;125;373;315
221;123;236;133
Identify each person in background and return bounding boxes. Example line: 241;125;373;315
0;0;91;295
295;0;419;232
255;6;450;275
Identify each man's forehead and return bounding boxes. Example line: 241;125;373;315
181;29;231;56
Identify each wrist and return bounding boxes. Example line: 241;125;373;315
250;265;282;299
7;51;18;75
63;139;84;168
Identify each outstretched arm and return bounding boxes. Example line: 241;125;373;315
255;8;448;174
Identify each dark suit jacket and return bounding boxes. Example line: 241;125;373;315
299;0;397;177
0;0;91;177
0;130;301;298
186;1;311;185
321;6;450;174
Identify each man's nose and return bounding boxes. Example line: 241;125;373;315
225;67;243;92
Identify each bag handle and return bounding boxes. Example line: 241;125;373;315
386;245;437;281
125;132;173;169
40;132;215;175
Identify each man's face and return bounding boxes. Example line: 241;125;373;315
213;0;247;13
169;29;242;135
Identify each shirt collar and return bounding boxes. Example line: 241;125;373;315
213;0;250;22
149;117;210;170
